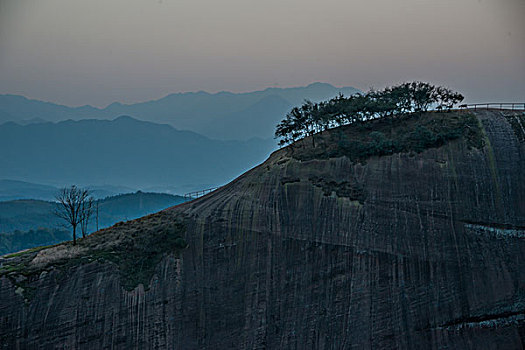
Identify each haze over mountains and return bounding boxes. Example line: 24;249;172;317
0;116;274;191
0;179;135;202
0;83;359;192
0;83;360;140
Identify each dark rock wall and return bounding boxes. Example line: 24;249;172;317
1;110;524;349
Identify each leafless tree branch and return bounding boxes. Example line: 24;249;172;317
54;185;93;245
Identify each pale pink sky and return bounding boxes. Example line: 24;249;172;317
0;0;523;107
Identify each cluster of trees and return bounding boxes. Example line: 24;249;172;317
275;82;464;146
54;185;96;245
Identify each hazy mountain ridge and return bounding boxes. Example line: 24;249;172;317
0;94;112;123
0;116;275;190
200;94;292;140
0;83;360;140
0;179;135;201
0;180;59;202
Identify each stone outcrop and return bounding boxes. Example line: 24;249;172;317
0;110;524;349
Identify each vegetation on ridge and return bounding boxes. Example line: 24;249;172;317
275;81;464;146
54;185;94;245
274;82;485;161
291;112;484;162
0;213;188;295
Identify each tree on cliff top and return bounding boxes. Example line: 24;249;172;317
54;186;93;245
275;81;464;146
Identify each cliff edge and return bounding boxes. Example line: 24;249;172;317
1;110;524;349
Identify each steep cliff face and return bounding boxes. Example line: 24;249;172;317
1;110;524;349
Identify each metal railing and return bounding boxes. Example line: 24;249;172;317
459;103;525;111
184;187;219;201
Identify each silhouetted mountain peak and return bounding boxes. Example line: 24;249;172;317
306;82;334;88
0;83;361;140
113;115;141;123
105;101;124;109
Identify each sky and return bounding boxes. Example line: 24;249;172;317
0;0;523;107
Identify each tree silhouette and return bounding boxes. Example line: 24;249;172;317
275;81;464;146
54;186;93;245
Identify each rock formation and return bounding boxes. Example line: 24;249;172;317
0;110;524;349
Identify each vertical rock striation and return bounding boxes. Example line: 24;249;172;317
0;110;524;349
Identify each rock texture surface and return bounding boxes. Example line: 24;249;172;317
1;110;524;349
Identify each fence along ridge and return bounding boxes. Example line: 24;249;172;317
184;187;219;200
184;102;524;200
459;103;525;111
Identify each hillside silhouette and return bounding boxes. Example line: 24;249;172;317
0;83;360;140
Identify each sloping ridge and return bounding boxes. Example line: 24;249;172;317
0;110;524;349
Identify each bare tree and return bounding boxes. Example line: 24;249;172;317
54;185;91;245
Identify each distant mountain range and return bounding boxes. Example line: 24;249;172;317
0;180;59;202
0;179;135;201
0;116;275;190
0;83;360;140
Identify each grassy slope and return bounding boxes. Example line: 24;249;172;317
0;212;188;296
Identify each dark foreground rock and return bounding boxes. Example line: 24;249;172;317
1;110;524;349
